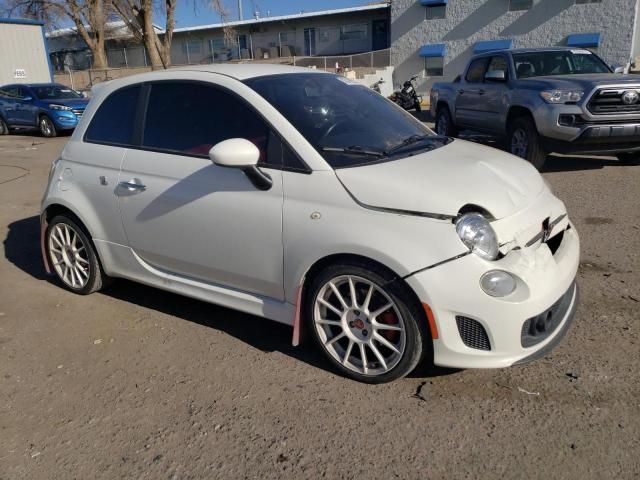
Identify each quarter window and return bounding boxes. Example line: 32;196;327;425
142;82;280;165
465;58;490;83
84;85;141;146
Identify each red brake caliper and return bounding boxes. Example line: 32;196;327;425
379;310;400;343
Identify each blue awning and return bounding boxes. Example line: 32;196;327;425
567;33;600;48
419;44;447;58
420;0;447;6
473;39;513;54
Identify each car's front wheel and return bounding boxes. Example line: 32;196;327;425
509;117;547;170
0;117;9;135
39;115;57;138
306;262;428;383
46;214;109;294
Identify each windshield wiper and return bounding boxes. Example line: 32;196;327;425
321;145;386;157
384;134;447;156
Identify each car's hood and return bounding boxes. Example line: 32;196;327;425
40;98;89;109
335;139;544;220
518;73;640;91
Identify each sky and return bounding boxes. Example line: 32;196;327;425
174;0;373;28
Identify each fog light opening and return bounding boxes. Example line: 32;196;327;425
480;270;516;297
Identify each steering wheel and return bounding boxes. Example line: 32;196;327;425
318;119;351;142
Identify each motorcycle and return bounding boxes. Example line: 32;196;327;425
389;75;422;112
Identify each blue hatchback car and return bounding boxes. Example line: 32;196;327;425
0;83;89;137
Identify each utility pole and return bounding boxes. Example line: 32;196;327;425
238;0;243;20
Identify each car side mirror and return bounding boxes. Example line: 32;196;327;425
208;138;272;190
485;70;506;82
613;65;626;74
22;96;33;101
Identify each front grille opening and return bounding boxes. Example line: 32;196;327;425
546;229;565;255
588;89;640;115
456;316;491;351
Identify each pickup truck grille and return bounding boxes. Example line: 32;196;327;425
72;108;84;118
587;88;640;115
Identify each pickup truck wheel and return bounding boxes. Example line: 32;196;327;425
414;101;422;112
39;115;57;138
509;117;547;170
435;108;458;137
0;117;8;135
616;152;640;165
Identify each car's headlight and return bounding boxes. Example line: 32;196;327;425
455;213;499;260
540;90;584;104
49;104;73;111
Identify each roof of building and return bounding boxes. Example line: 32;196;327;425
0;17;44;26
46;2;389;39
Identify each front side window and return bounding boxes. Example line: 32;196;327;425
84;85;141;146
142;82;280;166
245;73;448;169
513;50;610;78
33;84;82;100
465;58;490;83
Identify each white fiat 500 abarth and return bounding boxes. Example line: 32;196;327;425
41;65;579;383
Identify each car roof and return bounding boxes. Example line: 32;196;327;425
474;47;590;57
158;63;325;80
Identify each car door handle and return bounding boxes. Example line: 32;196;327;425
118;179;146;192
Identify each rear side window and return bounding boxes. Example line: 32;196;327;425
85;85;140;146
142;82;277;164
465;58;490;83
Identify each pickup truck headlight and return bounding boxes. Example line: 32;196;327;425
48;104;73;111
455;213;499;261
540;90;584;104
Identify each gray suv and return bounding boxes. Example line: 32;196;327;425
430;47;640;169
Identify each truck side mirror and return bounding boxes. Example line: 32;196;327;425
613;66;626;74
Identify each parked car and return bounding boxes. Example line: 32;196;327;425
40;65;580;383
0;83;88;137
430;47;640;169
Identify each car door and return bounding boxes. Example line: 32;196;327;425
14;86;36;125
118;80;285;300
454;57;490;129
1;86;19;124
477;55;510;133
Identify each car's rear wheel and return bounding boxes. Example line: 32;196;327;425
435;107;458;137
46;214;109;295
306;262;428;383
0;117;9;135
616;152;640;165
39;115;57;138
509;117;547;170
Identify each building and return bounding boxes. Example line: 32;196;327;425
47;3;391;71
0;18;53;84
392;0;640;93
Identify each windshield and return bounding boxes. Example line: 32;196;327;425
513;50;611;79
32;84;82;100
245;73;447;168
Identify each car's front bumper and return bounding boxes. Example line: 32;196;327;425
50;110;80;130
405;222;580;369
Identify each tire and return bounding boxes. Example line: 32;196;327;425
616;152;640;165
39;115;57;138
435;107;458;137
508;116;547;170
305;261;430;384
0;117;9;135
46;214;110;295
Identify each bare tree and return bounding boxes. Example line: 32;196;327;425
0;0;110;69
112;0;232;69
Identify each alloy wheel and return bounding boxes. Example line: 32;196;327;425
436;115;448;136
40;117;53;137
48;223;91;289
511;128;529;158
313;275;407;376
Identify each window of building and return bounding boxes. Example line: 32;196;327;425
185;40;202;54
210;38;225;51
425;57;444;76
465;58;490;83
509;0;533;11
319;28;331;43
279;32;288;42
340;24;367;40
142;82;279;166
425;5;447;20
575;0;601;3
85;86;140;146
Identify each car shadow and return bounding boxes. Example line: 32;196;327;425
4;215;459;381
